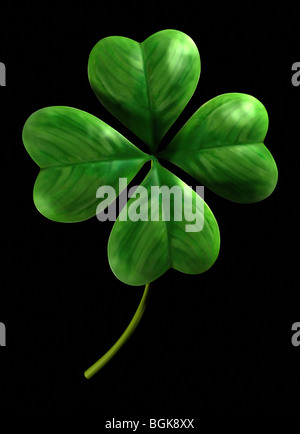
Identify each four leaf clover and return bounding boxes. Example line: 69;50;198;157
22;29;278;378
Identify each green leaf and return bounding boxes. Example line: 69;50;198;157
22;106;150;222
88;29;200;153
108;160;220;286
160;93;278;203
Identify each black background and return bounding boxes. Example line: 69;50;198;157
1;2;299;422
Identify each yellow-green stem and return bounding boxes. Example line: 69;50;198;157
84;282;152;379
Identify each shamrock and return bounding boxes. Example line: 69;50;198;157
22;29;278;378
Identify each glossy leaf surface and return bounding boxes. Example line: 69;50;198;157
88;29;200;153
22;106;150;222
108;160;220;286
160;93;278;203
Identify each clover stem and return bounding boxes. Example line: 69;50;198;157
84;282;152;379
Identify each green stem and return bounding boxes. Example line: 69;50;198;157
84;282;152;379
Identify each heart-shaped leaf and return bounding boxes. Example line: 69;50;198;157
22;106;150;222
88;29;200;153
108;160;220;286
160;93;278;203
